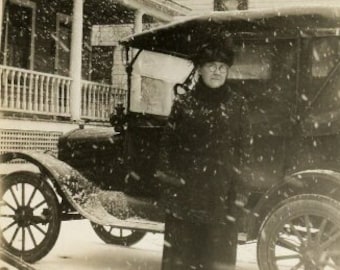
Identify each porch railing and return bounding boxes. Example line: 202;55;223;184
0;65;71;117
81;80;127;121
0;65;127;121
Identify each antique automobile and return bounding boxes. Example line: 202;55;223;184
2;6;340;270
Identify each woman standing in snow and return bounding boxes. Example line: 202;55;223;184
155;41;252;270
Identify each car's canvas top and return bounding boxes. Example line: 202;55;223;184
120;6;340;58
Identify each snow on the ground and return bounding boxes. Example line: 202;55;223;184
1;219;258;270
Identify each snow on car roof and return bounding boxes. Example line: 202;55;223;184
120;6;340;59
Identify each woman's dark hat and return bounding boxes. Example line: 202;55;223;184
191;41;234;67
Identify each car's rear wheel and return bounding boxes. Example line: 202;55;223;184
91;222;146;246
257;194;340;270
0;171;61;263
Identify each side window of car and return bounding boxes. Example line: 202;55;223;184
311;37;340;78
229;42;272;80
299;36;340;106
307;36;340;116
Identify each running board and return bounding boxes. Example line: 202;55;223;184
95;218;165;233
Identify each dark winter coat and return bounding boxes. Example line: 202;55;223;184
158;79;252;224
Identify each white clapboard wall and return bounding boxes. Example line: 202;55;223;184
175;0;214;13
248;0;340;9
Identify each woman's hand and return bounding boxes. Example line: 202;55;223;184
235;192;249;208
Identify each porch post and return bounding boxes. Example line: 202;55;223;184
134;9;143;34
0;0;6;51
131;9;143;111
69;0;83;121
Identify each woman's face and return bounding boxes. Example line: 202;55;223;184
198;61;229;88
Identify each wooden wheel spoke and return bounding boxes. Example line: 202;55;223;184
21;183;25;206
304;215;313;242
22;227;26;251
2;200;16;211
27;187;38;207
316;218;328;243
9;226;20;246
27;226;38;247
275;254;301;261
9;187;20;207
320;231;340;250
120;229;123;238
32;224;47;236
2;220;16;232
32;200;46;210
289;222;305;244
109;227;113;234
0;214;16;218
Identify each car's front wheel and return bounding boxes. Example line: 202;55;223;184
0;171;61;263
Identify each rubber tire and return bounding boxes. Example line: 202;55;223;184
257;194;340;270
0;171;61;263
91;222;146;246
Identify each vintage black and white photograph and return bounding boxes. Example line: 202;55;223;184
1;0;340;269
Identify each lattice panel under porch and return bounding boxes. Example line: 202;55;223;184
0;129;62;158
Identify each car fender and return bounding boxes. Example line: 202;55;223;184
0;151;111;225
0;151;164;231
247;169;340;240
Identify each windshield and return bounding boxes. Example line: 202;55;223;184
130;51;193;116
